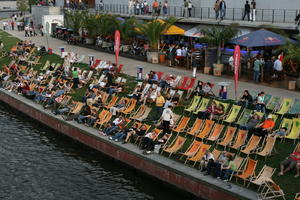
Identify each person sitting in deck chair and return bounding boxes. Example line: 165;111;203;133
278;148;300;177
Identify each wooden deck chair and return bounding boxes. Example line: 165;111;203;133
217;127;238;149
150;128;163;141
104;96;119;109
162;136;186;158
134;124;152;144
185;118;203;137
29;83;36;91
182;77;196;91
42;60;50;70
172;116;190;134
68;102;84;115
228;155;245;181
289;98;300;115
28;56;41;66
169;89;176;98
120;98;137;115
142;83;151;94
193;98;210;115
91;59;100;69
257;180;286;200
115;77;122;84
130;104;146;120
235;158;258;185
223;105;242;124
186;144;211;166
93;109;110;127
135;106;152;122
177;76;189;90
248;165;276;190
294;142;300;153
173;76;182;88
256;136;276;160
94;110;113;129
263;94;273;105
156;71;164;80
275;98;293;115
206;123;225;143
196;120;215;140
236;109;252;126
229;129;248;151
212;149;222;161
266;96;281;111
179;140;203;160
240;135;262;156
285;118;300;143
184;96;201;113
57;96;72;109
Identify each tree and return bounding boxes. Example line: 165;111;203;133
115;17;137;44
64;10;87;36
83;13;100;41
201;23;240;64
17;0;29;13
281;36;300;76
135;17;177;51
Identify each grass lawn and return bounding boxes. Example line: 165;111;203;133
0;29;299;199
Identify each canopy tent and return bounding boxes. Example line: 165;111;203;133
229;29;292;47
135;19;185;35
184;26;204;38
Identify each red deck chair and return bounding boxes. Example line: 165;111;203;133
90;59;100;69
116;64;124;73
156;71;164;80
177;76;189;90
182;78;196;91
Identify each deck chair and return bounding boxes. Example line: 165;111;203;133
179;140;203;160
182;78;196;91
248;165;276;190
228;156;245;181
236;109;252;126
85;71;94;83
185;118;203;136
235;158;258;186
193;98;210;115
186;144;211;166
130;104;147;120
172;76;182;88
68;102;84;115
217;127;238;149
212;149;222;161
142;83;151;94
266;96;281;111
91;59;100;69
42;60;50;70
206;123;225;143
162;136;186;158
257;180;286;200
135;106;152;122
177;76;189;90
289;98;300;115
223;105;242;124
263;94;273;105
93;110;111;128
104;96;119;109
295;193;300;200
294;142;300;153
279;118;293;132
169;89;176;98
256;136;276;160
115;77;122;84
172;116;190;134
275;98;293;115
149;128;163;142
184;96;201;113
120;99;137;115
240;135;262;156
133;124;152;144
229;129;248;151
156;71;164;80
196;120;215;140
285;118;300;143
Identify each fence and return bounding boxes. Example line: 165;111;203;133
95;4;298;24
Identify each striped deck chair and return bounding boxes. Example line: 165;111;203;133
235;158;258;186
266;96;281;111
285;118;300;143
289;98;300;115
162;136;186;158
186;144;211;166
179;140;203;160
184;96;201;113
239;135;262;156
223;105;242;124
130;104;147;120
185;118;203;136
206;123;225;143
193;98;210;115
275;98;293;116
196;120;215;140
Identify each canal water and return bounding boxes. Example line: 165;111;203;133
0;104;200;200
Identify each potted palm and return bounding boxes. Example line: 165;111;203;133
64;10;86;37
115;17;137;52
201;23;239;72
83;13;100;44
136;17;177;63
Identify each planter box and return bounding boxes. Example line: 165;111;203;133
147;52;158;63
214;69;222;76
204;67;211;74
288;81;296;90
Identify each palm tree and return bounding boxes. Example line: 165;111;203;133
136;17;177;51
65;10;87;36
201;23;240;64
281;36;300;78
115;17;137;44
82;13;100;43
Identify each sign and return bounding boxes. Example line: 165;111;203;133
114;30;121;66
233;45;241;100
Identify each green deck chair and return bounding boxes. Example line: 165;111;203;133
266;96;281;111
185;96;201;113
269;114;278;124
285;118;300;143
263;94;272;105
224;105;242;123
280;118;293;132
276;98;293;115
289;99;300;115
251;91;259;99
193;98;210;114
236;109;252;126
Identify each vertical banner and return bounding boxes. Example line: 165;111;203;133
114;30;121;66
233;45;241;100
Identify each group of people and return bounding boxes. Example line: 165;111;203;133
242;0;257;21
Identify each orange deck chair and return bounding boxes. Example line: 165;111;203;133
185;118;203;136
186;144;211;166
206;124;226;143
104;96;119;109
216;127;238;149
235;158;258;186
120;98;137;116
240;135;262;156
196;120;215;140
162;136;186;158
229;129;248;151
172;116;190;134
256;136;277;161
179;140;203;161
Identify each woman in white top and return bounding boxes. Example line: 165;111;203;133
255;91;266;114
160;105;174;136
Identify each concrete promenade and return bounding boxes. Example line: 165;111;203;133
0;88;258;200
3;28;300;100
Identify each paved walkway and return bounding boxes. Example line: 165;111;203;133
3;28;300;100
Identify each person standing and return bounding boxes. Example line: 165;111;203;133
214;0;220;20
163;0;168;16
273;57;283;80
160;104;174;136
152;0;159;16
155;92;165;120
295;11;300;30
157;2;162;16
250;0;256;22
188;0;193;17
242;1;250;21
182;0;188;17
72;68;79;88
219;0;226;20
129;0;134;15
253;55;264;83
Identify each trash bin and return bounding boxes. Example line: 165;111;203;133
137;66;143;80
159;53;166;63
48;48;53;54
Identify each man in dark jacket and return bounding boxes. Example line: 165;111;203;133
242;1;250;21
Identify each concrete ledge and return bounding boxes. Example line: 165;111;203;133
0;88;258;200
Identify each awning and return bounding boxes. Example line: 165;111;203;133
135;19;185;35
184;26;204;38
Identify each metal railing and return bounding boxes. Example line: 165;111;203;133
95;4;298;24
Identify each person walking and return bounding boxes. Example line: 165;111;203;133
152;0;159;16
219;0;226;20
128;0;134;15
295;11;300;30
188;0;193;17
242;1;250;21
250;0;256;21
214;0;220;20
182;0;188;17
163;0;168;16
